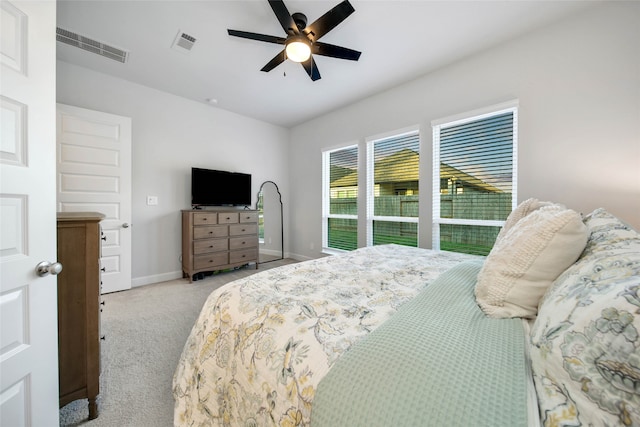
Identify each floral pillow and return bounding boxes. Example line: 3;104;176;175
529;208;640;426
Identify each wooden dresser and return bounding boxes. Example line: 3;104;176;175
182;209;259;282
56;212;104;420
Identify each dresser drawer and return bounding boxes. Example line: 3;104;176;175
218;212;239;224
229;223;257;236
193;225;227;240
193;213;217;225
229;236;258;250
240;212;258;223
194;239;227;254
230;248;257;264
194;253;228;270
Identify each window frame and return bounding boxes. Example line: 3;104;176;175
322;143;359;254
366;128;421;248
431;101;518;252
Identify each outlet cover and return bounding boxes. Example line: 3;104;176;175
147;196;158;206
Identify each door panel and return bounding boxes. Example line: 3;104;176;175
56;104;132;294
0;1;59;426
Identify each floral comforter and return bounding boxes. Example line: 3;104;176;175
172;244;478;426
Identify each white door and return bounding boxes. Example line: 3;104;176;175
0;1;59;426
56;104;132;294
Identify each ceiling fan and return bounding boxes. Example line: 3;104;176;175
227;0;361;81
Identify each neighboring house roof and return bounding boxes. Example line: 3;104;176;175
331;171;357;188
331;149;503;193
440;163;504;193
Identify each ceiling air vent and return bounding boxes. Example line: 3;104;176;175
172;31;197;53
56;27;129;63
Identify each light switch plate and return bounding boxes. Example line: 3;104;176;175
147;196;158;206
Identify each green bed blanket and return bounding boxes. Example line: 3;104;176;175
310;260;529;427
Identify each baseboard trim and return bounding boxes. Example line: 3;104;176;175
287;252;316;262
131;255;319;287
132;270;184;288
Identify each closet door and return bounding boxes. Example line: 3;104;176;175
56;103;132;294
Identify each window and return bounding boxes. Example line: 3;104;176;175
432;103;517;255
322;145;358;251
367;130;420;247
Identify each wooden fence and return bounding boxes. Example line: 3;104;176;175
329;193;512;254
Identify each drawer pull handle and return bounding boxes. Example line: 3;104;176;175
209;231;213;234
101;335;106;341
101;267;106;272
202;218;207;221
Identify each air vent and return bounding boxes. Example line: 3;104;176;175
56;27;129;63
172;31;197;53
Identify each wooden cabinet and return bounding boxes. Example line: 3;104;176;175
182;210;258;282
56;212;104;420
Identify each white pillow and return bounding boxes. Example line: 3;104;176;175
495;198;554;243
475;205;588;318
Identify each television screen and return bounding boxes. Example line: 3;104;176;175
191;167;252;206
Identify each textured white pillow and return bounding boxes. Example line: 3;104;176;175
495;198;554;243
475;205;588;318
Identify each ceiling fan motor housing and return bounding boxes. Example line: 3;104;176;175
292;12;307;31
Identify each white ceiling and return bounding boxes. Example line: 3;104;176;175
56;1;597;128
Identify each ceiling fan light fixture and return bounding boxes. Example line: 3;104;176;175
285;36;311;63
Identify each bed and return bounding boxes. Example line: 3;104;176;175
173;204;640;427
172;244;532;426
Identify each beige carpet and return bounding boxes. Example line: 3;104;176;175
59;260;296;426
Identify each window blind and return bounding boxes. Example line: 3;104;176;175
323;145;358;251
367;130;420;247
433;107;517;255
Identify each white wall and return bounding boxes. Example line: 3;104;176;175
57;61;290;286
288;2;640;260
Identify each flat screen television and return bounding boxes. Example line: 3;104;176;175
191;167;252;207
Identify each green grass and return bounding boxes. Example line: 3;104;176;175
328;229;492;255
440;242;491;256
328;230;358;251
373;235;417;247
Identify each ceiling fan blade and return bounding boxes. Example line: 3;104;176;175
313;42;361;61
261;50;287;72
228;29;286;45
305;0;355;42
268;0;299;35
301;56;321;81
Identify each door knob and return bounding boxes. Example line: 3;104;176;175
35;261;63;277
122;223;130;228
